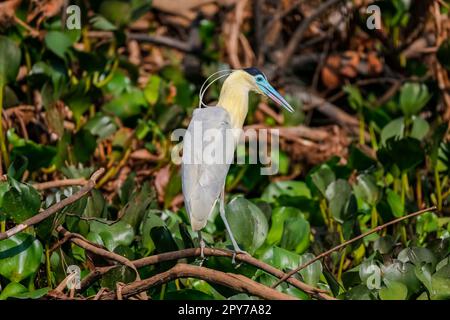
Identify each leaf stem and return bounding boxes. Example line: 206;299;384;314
358;112;365;146
434;167;442;211
45;244;53;288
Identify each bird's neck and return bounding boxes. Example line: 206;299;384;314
217;74;250;129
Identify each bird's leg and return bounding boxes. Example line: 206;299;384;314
198;231;205;264
219;189;248;263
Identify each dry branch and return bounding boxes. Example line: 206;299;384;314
272;206;437;288
98;263;297;300
0;168;104;241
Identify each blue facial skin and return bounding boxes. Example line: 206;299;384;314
254;74;294;113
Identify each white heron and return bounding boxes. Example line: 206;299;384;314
181;67;294;257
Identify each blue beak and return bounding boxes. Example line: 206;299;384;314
258;80;294;113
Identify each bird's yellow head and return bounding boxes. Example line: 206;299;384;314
237;67;294;113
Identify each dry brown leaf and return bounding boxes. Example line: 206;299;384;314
154;164;171;203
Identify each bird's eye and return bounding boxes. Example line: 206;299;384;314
256;75;263;82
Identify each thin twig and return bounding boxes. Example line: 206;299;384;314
98;263;297;300
0;168;104;241
33;178;88;190
271;206;437;289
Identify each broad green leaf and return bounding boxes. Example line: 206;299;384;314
44;31;74;60
0;282;27;300
325;179;353;223
410;116;429;141
84;114;118;140
89;220;135;252
298;253;322;286
140;210;165;253
398;247;437;270
416;212;439;235
430;264;450;300
310;164;335;196
102;88;147;119
90;15;117;31
261;181;311;203
0;233;43;282
348;145;376;171
266;207;304;245
381;117;404;146
0;36;21;86
379;281;408;300
382;262;422;296
225;196;268;253
374;235;395;254
120;182;155;230
353;174;380;206
399;82;430;116
377;137;425;171
280;216;310;254
144;75;161;105
11;287;50;299
437;39;450;71
386;189;404;217
0;178;40;223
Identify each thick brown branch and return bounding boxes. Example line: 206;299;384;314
272;206;437;288
79;247;335;300
0;168;104;241
99;263;297;300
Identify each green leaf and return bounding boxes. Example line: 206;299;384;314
90;15;118;31
353;174;380;206
398;247;437;270
102;88;147;119
416;212;439;235
0;177;41;223
89;220;135;252
382;262;422;296
266;207;303;245
379;281;408;300
381;117;404;146
225;196;269;254
0;233;43;282
399;82;430;116
279;216;310;254
298;252;322;286
261;181;311;203
310;165;335;196
386;189;404;218
144;75;161;105
377;137;425;171
140;211;165;253
410;116;429;141
84;114;118;140
430;264;450;300
348;145;376;171
120;182;155;230
325;179;354;223
0;36;21;86
11;287;50;299
0;282;27;300
44;31;74;60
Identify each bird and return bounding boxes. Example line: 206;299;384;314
181;67;294;258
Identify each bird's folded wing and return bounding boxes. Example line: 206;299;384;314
181;107;234;230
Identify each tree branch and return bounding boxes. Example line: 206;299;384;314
0;168;105;241
98;263;297;300
271;206;437;289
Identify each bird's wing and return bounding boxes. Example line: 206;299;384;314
182;107;235;231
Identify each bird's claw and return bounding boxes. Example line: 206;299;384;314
231;249;249;264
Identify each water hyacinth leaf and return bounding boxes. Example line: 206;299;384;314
11;287;50;299
266;207;305;245
84;114;118;140
410;116;429;141
377;137;425;171
90;15;118;31
415;264;433;293
386;189;404;218
397;247;437;270
374;235;395;254
120;182;155;230
280;216;310;254
430;264;450;300
0;36;21;85
382;262;422;296
0;233;43;282
140;212;165;252
325;179;353;223
225;196;268;253
437;39;450;71
379;281;408;300
150;226;179;254
44;31;74;60
416;212;439;235
102;88;147;119
348;145;376;171
298;253;322;286
261;181;311;203
399;82;430;116
310;165;335;196
381;117;404;146
0;282;27;300
0;178;41;223
144;74;162;105
359;260;381;289
353;174;380;206
89;220;135;252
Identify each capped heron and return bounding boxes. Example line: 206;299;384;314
182;67;293;258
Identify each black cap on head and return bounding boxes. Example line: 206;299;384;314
243;67;266;79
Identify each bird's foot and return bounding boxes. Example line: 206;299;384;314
231;247;249;264
198;235;206;266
